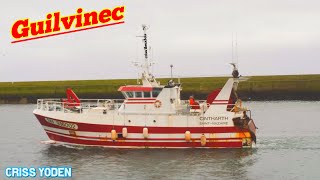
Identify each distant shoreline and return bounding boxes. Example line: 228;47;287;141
0;74;319;104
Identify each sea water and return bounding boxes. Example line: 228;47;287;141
0;101;319;179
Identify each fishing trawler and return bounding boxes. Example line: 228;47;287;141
33;25;257;148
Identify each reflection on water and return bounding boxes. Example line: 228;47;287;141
41;145;257;180
1;102;320;179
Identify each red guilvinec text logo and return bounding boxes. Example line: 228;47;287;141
11;6;125;43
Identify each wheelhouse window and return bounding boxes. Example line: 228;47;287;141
152;88;162;98
143;91;151;98
135;91;142;98
125;92;134;98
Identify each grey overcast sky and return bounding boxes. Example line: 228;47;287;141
0;0;319;81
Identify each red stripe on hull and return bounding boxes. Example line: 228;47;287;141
46;132;243;148
44;129;243;141
34;114;249;134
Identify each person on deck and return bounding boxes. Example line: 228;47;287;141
189;96;200;109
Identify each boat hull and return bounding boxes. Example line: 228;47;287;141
34;113;255;148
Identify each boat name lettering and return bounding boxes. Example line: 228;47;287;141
199;116;228;121
45;118;78;130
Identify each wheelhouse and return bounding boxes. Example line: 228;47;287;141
118;86;163;99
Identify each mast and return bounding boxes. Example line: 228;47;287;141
230;33;240;99
135;25;160;87
231;33;239;78
142;25;150;75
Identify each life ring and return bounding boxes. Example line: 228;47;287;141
154;100;162;108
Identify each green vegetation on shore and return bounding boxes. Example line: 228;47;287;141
0;74;319;103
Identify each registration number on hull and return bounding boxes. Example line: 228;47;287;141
45;118;78;130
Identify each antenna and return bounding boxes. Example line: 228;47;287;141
230;32;239;78
170;64;173;79
231;32;238;64
137;73;140;84
232;32;234;63
236;33;239;66
150;46;155;74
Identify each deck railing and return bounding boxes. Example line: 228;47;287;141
36;98;247;115
36;99;125;113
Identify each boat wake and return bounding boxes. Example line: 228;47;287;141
40;140;56;144
41;140;86;149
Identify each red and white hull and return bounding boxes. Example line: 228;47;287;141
34;113;255;148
